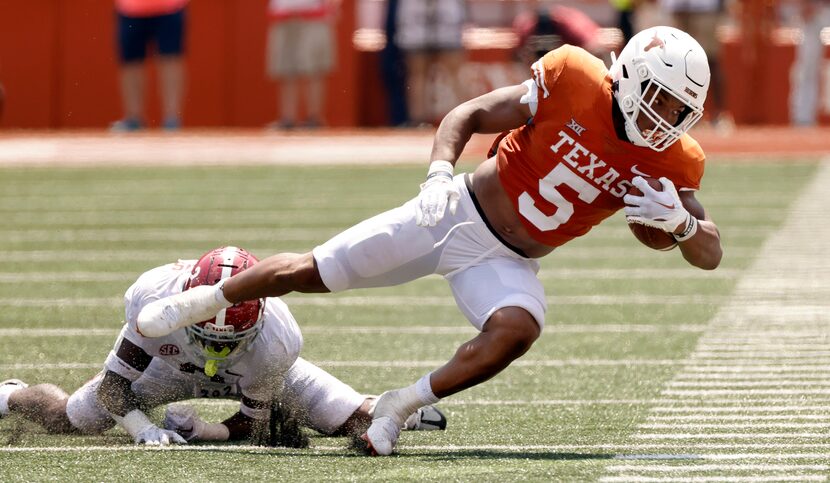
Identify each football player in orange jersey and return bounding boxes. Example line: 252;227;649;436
136;26;722;455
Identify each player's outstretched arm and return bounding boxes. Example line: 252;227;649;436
98;370;186;446
675;191;722;270
163;404;240;442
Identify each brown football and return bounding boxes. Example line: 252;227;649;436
626;177;677;251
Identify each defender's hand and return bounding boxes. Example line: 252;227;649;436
623;176;690;233
114;409;187;446
414;161;459;227
135;425;188;446
163;404;206;442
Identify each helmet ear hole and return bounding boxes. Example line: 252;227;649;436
621;64;629;79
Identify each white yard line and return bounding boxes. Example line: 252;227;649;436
603;161;830;481
0;294;731;307
0;247;757;262
600;477;825;482
651;406;830;413
1;444;830;455
649;415;830;421
0;268;740;282
666;381;830;387
0;324;707;338
0;359;683;371
606;464;830;472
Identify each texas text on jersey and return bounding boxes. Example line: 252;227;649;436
493;45;705;248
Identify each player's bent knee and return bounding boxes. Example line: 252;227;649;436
44;405;77;434
484;307;541;355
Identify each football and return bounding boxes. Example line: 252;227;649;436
626;177;677;251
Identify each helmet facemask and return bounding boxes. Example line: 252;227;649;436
619;70;704;152
185;304;263;377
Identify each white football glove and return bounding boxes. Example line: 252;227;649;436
113;408;187;446
623;176;690;233
163;404;206;442
414;161;460;227
135;425;188;446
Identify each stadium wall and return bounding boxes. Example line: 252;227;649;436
0;0;358;129
0;0;822;128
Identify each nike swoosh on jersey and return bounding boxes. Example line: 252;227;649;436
631;164;651;177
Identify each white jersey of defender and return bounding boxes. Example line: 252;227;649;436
111;259;304;409
66;260;324;432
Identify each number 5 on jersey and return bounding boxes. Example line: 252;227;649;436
519;163;601;231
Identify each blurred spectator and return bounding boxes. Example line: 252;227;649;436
788;0;830;126
267;0;339;129
513;3;609;66
380;0;409;127
610;0;639;43
659;0;734;130
395;0;467;126
112;0;188;132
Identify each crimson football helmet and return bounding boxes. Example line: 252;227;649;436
609;26;710;151
182;246;264;374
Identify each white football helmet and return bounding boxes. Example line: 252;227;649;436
609;26;710;151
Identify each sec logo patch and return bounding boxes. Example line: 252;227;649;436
159;344;180;356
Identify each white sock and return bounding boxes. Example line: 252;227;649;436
0;384;23;416
377;374;440;425
415;373;439;405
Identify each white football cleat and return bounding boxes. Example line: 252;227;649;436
0;379;28;418
361;390;411;456
136;285;225;337
363;416;400;456
403;405;447;431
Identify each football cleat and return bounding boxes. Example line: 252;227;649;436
0;379;28;418
362;416;400;456
403;405;447;431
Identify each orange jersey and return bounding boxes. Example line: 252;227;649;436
495;45;705;248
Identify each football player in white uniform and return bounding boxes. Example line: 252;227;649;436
0;247;445;446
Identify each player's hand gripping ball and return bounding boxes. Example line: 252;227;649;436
625;177;678;251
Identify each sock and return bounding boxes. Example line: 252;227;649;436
415;373;439;405
377;374;440;425
0;384;24;416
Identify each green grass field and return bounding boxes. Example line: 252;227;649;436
0;160;828;481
